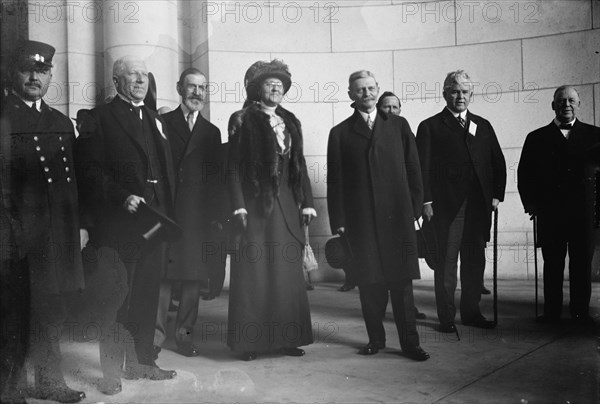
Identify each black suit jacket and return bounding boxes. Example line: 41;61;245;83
161;107;226;280
75;96;175;249
327;110;423;283
416;108;506;240
518;119;600;245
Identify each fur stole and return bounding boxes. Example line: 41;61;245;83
235;103;306;216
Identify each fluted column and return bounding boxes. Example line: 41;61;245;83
102;0;180;107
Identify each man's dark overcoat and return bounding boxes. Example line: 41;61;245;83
415;108;506;256
0;93;84;295
161;107;225;281
327;110;423;285
74;97;176;250
518;120;600;246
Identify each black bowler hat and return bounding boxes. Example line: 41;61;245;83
325;235;353;269
135;202;182;242
416;218;439;271
14;40;55;68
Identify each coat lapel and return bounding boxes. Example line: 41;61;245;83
351;109;373;140
169;106;190;145
184;114;207;160
109;97;147;156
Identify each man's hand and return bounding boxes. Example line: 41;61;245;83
336;227;345;235
233;212;247;232
80;228;89;251
492;198;500;211
423;204;434;221
124;195;146;213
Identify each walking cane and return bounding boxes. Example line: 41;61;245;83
493;208;498;325
533;215;539;319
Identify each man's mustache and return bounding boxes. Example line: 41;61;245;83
26;81;41;88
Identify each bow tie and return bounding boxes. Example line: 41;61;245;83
559;122;573;130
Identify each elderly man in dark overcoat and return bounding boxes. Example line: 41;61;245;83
416;70;506;333
518;85;600;324
154;68;226;357
327;70;429;361
0;40;86;403
75;55;177;391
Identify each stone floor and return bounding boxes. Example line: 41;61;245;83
27;279;599;404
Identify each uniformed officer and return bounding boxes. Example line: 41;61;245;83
0;40;86;403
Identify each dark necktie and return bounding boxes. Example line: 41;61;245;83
30;101;40;116
132;105;142;120
457;116;466;128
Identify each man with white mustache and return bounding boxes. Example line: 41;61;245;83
327;70;429;361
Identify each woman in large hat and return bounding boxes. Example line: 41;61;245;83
226;60;316;360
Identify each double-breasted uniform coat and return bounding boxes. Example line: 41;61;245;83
0;93;84;389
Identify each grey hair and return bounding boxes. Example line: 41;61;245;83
443;70;472;92
348;70;377;88
112;55;145;78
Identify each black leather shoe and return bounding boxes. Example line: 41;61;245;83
124;363;177;381
177;343;201;357
31;386;86;403
153;345;162;360
281;347;305;356
338;282;356;292
358;341;385;355
415;307;427;320
243;351;257;361
202;293;218;301
402;346;430;361
439;322;457;333
306;283;314;291
571;314;595;325
98;377;122;395
536;314;561;324
481;285;491;295
462;317;496;329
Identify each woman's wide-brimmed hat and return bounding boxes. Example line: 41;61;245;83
246;59;292;102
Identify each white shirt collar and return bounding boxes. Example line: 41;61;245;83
117;93;144;107
357;108;377;123
553;117;576;128
446;107;467;120
13;91;40;111
180;103;198;120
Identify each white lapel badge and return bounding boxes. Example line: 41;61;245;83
468;121;477;136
